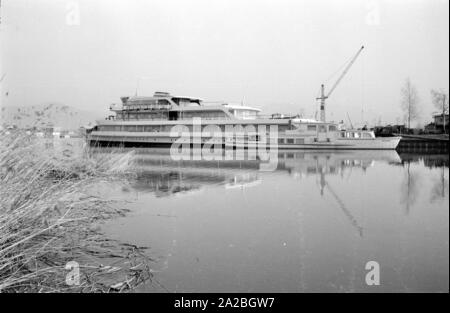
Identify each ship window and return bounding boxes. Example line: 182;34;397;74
296;138;304;144
319;125;327;132
329;125;337;131
278;138;284;144
157;99;171;107
176;98;199;107
307;125;317;131
180;99;190;107
235;110;257;119
287;139;294;144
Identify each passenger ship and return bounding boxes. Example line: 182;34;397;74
87;91;400;150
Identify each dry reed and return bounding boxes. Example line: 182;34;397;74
0;133;152;292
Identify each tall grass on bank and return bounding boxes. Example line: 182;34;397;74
0;134;152;292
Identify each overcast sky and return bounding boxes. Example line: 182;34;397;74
1;0;448;126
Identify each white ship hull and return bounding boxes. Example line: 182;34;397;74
88;131;401;150
227;139;401;150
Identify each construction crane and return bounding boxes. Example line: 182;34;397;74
316;46;365;122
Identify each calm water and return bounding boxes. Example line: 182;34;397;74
96;149;449;293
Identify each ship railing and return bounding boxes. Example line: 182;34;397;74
120;105;172;111
110;103;123;111
256;114;300;120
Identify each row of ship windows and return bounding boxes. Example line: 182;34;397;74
124;99;171;107
340;132;373;138
116;112;228;120
100;125;173;132
100;125;239;132
92;137;221;143
306;125;337;132
99;125;291;132
93;136;308;145
181;112;228;118
278;138;305;144
93;135;305;144
116;113;168;120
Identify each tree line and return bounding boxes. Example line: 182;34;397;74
401;78;448;132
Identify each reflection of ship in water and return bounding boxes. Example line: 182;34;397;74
127;150;400;237
127;149;261;196
276;150;401;178
130;170;261;197
92;148;401;198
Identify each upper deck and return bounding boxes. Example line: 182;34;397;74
109;91;262;121
116;92;203;110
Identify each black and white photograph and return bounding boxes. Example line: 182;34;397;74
0;0;448;301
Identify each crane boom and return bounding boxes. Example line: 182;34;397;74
326;46;364;98
316;45;364;122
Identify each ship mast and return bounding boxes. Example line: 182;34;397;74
316;46;364;122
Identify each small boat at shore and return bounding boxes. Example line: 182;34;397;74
87;91;401;150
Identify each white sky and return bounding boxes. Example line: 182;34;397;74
1;0;449;126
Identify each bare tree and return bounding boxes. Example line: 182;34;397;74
430;89;449;133
400;78;420;129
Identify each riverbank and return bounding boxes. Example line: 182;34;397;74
0;134;152;292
